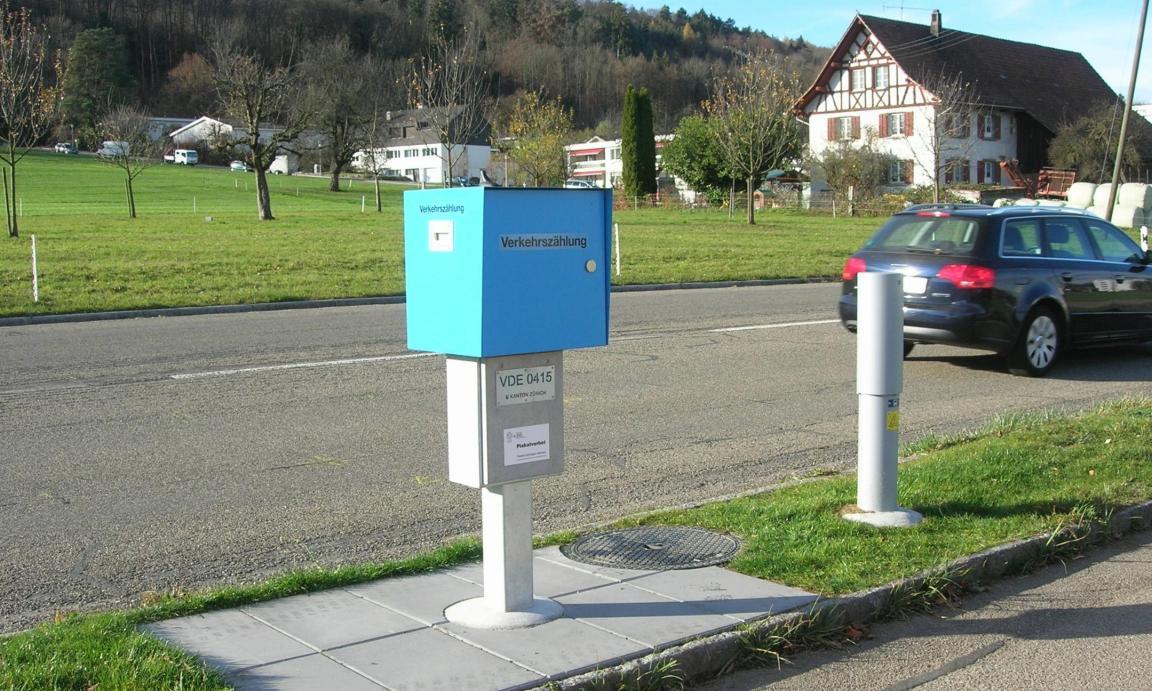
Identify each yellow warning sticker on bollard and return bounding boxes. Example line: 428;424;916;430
886;411;900;431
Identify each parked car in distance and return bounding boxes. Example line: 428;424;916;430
97;140;129;159
164;149;199;165
53;142;78;154
563;178;597;189
450;175;479;187
229;160;251;172
838;204;1152;376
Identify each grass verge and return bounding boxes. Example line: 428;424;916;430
2;399;1150;689
0;152;881;317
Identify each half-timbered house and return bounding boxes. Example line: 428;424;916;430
796;11;1118;191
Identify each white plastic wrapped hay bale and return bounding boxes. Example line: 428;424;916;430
1092;184;1114;209
1086;205;1107;218
992;198;1011;208
1118;183;1152;211
1066;182;1096;208
1035;199;1066;207
1109;206;1145;229
1013;198;1038;206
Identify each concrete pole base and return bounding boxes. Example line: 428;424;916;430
843;508;923;528
444;595;564;630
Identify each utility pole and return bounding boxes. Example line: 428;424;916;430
1105;0;1148;220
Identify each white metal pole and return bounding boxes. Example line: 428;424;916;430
361;195;365;213
847;272;921;527
1141;225;1149;251
614;223;621;276
31;234;38;302
481;481;535;612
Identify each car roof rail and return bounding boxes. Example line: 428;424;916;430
901;202;992;213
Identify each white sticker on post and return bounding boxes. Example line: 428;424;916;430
503;424;550;466
428;219;454;252
496;365;556;407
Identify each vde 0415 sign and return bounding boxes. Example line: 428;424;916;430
496;365;556;407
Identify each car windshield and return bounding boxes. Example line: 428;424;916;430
864;214;984;256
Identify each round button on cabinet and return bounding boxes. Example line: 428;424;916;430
585;259;597;273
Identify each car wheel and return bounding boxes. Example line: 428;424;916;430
1007;307;1060;377
903;341;915;358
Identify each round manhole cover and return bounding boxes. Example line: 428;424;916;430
560;526;740;571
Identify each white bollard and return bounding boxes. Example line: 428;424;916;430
1141;225;1148;252
844;272;922;528
31;234;38;302
614;223;621;276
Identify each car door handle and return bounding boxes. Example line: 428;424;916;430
1115;274;1127;284
1061;272;1074;282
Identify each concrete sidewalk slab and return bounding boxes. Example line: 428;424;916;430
144;546;817;690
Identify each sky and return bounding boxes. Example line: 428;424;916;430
627;0;1152;103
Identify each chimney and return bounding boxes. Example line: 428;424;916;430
930;9;942;37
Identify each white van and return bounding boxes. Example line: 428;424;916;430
164;149;199;165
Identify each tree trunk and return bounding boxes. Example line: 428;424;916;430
746;176;756;225
3;166;13;238
256;167;274;220
126;175;137;219
7;162;18;237
328;165;342;192
374;176;381;212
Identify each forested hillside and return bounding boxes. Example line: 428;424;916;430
18;0;829;132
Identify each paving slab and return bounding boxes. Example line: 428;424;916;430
243;589;424;650
145;546;818;690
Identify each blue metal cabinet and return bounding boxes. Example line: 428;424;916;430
404;187;612;357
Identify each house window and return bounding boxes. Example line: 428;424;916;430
850;68;867;91
828;116;860;141
422;147;436;156
941;112;971;139
880;112;912;137
979;113;1001;140
979;159;1002;184
944;159;970;184
872;65;889;90
888;160;913;184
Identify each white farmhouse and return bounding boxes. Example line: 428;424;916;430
353;106;490;184
796;11;1119;191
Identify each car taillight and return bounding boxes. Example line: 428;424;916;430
938;264;996;289
842;257;866;281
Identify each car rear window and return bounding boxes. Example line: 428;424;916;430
864;215;984;256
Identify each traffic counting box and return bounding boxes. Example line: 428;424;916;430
403;187;612;358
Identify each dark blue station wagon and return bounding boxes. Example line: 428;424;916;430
838;205;1152;376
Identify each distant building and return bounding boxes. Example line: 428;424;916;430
796;11;1122;190
353;106;490;184
564;134;674;188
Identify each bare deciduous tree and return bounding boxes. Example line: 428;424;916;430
705;52;805;224
98;104;165;218
408;30;491;186
0;4;60;237
210;40;312;220
303;38;374;192
911;70;984;202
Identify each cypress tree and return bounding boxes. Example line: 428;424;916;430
621;85;657;198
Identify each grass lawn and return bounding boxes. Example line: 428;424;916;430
2;398;1150;689
0;151;879;317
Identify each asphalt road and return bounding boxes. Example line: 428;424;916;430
2;284;1151;632
703;530;1152;690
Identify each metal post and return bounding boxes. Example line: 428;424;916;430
481;481;534;612
845;272;922;528
1141;225;1148;252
